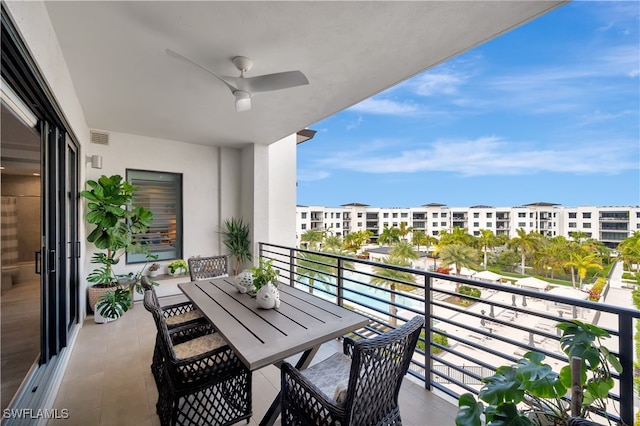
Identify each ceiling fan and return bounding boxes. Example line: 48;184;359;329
166;49;309;112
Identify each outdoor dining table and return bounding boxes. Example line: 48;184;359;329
178;275;370;426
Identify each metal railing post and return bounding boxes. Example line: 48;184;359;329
425;273;432;390
618;313;634;426
337;258;344;307
289;248;295;287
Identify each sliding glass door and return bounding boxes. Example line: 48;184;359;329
2;2;80;372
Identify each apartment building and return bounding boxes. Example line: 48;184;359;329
296;202;640;248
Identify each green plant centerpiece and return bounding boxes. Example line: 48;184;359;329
82;174;154;320
456;319;622;426
167;259;188;276
250;259;281;309
220;217;252;275
250;258;280;291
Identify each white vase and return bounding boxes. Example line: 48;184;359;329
148;270;159;277
256;283;280;309
234;270;255;293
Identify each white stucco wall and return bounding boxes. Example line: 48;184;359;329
83;131;231;281
240;135;297;264
268;134;297;247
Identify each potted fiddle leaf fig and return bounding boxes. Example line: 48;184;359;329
220;217;252;275
456;320;622;426
82;174;154;320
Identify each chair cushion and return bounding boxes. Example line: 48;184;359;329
165;310;203;325
173;332;227;359
301;352;351;406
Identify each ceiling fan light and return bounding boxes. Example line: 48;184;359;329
235;94;252;112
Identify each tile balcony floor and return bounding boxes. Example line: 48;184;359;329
48;294;457;426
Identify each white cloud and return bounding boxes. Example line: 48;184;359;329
348;98;418;116
314;137;639;177
296;169;330;182
413;71;465;97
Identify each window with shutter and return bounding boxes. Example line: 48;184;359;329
126;169;183;263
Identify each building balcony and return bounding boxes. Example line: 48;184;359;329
43;242;638;426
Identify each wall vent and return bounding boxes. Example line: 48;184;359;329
90;130;109;145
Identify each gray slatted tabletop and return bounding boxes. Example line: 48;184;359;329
178;276;370;371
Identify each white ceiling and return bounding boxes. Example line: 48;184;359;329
44;1;565;148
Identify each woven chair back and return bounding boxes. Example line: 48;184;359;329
347;315;424;425
188;256;228;281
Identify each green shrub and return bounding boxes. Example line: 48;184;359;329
417;328;448;355
458;285;481;298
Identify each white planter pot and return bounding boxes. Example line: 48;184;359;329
256;283;280;309
94;303;116;324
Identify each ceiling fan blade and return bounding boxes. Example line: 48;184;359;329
165;48;238;93
240;70;309;93
235;96;252;112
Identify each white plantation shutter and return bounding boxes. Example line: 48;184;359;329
127;170;183;262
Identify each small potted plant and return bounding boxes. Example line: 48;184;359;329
220;217;252;275
167;259;188;276
250;259;281;309
147;262;161;277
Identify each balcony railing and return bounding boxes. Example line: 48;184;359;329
259;242;638;425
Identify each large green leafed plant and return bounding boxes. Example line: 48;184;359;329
82;175;154;318
456;319;622;426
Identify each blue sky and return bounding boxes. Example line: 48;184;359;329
296;1;639;209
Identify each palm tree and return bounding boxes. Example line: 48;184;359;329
438;244;478;292
370;256;416;327
565;252;603;289
508;229;543;274
300;229;324;250
398;221;413;241
390;240;419;263
535;236;570;279
295;249;354;295
569;231;589;245
412;229;428;252
438;227;471;247
323;234;343;251
618;232;640;271
296;251;332;294
378;225;401;246
478;229;496;270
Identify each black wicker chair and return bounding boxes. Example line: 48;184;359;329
281;315;424;426
141;276;208;388
188;255;228;281
143;290;252;426
141;276;203;328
